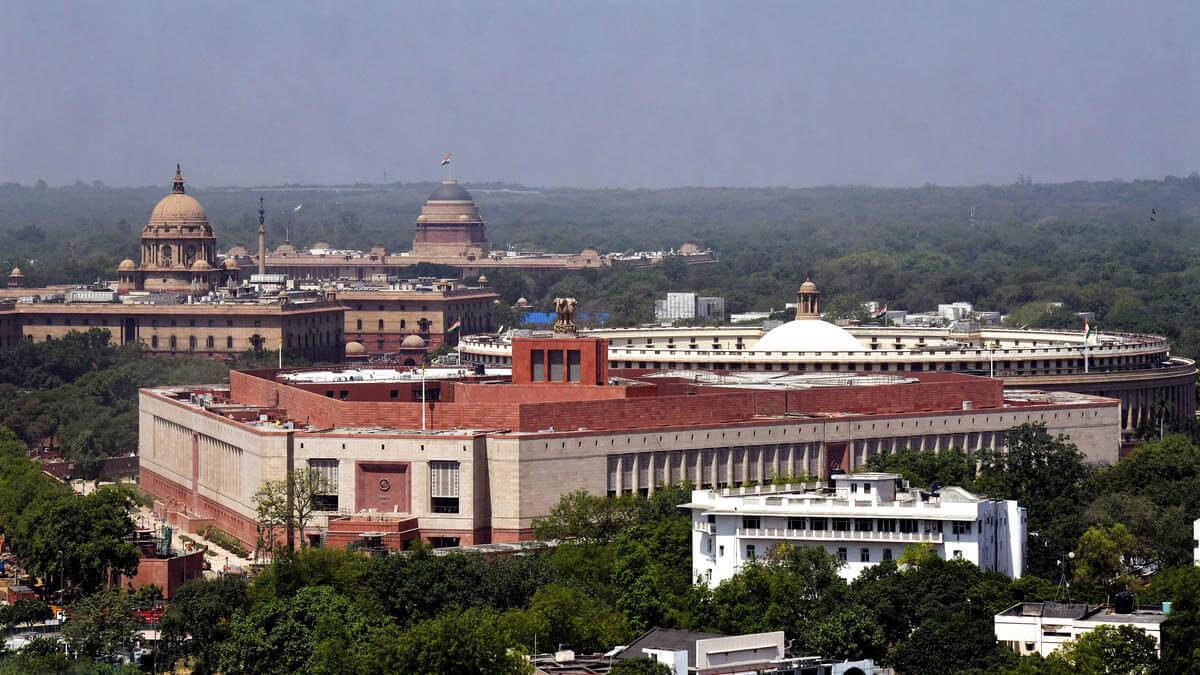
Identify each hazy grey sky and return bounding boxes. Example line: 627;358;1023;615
2;1;1197;188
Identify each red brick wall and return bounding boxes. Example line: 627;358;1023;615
780;378;1003;415
121;550;206;599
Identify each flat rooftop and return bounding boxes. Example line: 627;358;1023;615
999;602;1167;625
278;367;511;384
644;370;918;389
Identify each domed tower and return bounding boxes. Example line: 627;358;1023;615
134;165;219;292
115;259;136;293
7;267;23;288
795;278;820;319
411;179;487;259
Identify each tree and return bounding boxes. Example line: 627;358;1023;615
973;423;1091;577
532;489;640;544
366;607;530;674
865;446;975;488
11;486;139;599
252;467;332;554
61;589;141;660
1073;524;1137;595
612;518;693;632
217;585;380;675
159;575;250;674
504;583;631;655
610;657;673;675
1047;624;1157;674
887;613;1016;674
252;479;287;559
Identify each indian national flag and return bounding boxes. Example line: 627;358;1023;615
447;318;462;333
441;153;451;166
1083;318;1093;341
874;304;888;318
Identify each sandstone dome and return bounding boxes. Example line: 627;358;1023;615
117;259;136;271
417;180;482;225
401;334;426;349
150;193;207;225
191;259;212;271
428;180;473;201
147;165;208;229
754;319;864;353
223;257;240;270
345;341;367;356
9;267;22;276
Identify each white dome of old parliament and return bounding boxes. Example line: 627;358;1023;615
754;279;865;353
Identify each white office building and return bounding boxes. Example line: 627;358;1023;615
994;601;1167;658
655;292;725;322
1194;517;1199;565
684;473;1026;586
938;302;974;321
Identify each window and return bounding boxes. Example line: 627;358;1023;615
151;336;158;349
953;550;963;559
863;482;872;494
430;461;460;513
860;548;870;562
854;519;873;532
837;547;847;561
741;517;760;530
567;349;582;382
952;521;973;535
308;459;339;511
878;519;896;533
787;517;806;531
254;320;261;328
548;350;564;381
899;520;918;533
531;350;545;381
746;545;756;560
850;483;858;494
389;390;399;399
169;335;177;350
810;517;826;531
356;319;362;330
832;518;851;532
378;319;384;330
188;336;196;350
226;336;233;349
882;548;893;561
339;390;349;400
206;336;214;349
718;545;724;557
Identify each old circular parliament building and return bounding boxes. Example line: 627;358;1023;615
459;280;1195;435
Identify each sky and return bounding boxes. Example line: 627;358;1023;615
1;1;1197;189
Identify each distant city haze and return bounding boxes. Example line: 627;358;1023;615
1;1;1197;189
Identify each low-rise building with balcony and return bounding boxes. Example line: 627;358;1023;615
684;472;1025;585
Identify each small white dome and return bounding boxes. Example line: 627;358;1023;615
754;319;864;353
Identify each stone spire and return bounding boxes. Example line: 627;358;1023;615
172;164;185;194
257;195;266;276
